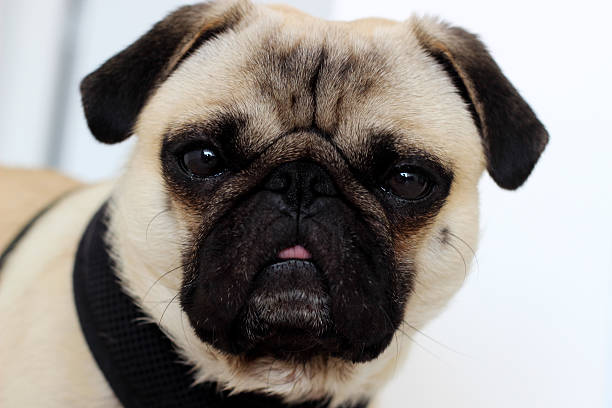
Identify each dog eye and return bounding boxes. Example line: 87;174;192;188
384;164;433;200
181;147;224;178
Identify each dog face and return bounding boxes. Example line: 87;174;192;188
80;0;547;403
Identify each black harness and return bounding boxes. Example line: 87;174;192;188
1;200;368;408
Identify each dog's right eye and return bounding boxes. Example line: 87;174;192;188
181;147;225;178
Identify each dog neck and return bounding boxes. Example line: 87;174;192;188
73;202;369;408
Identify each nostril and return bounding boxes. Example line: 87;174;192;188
264;173;290;192
311;175;338;197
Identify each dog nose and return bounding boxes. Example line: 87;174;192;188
263;160;338;211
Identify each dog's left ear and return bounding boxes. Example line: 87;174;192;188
80;0;253;144
412;17;549;190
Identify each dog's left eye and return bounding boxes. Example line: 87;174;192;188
383;164;434;201
181;147;225;178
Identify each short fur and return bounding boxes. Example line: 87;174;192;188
0;1;547;407
0;168;80;251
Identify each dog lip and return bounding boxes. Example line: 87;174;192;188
243;259;331;338
277;245;312;260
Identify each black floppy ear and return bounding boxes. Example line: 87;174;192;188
80;1;251;144
412;18;549;190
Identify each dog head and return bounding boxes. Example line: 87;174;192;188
81;0;547;404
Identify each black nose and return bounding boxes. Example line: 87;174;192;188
263;161;338;212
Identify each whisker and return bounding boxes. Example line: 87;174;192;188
142;260;195;302
159;292;181;326
447;231;480;275
395;326;446;364
143;298;182;304
180;308;194;350
447;240;468;282
401;321;472;359
377;304;396;334
146;209;171;242
392;331;401;376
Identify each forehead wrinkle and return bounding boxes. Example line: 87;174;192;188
315;45;389;136
245;29;387;137
247;34;322;130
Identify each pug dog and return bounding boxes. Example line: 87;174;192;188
0;0;548;407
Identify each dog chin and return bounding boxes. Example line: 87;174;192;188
236;259;333;360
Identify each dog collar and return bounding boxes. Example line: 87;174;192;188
73;203;369;408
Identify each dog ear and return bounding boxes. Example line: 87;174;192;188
412;18;549;190
80;1;252;144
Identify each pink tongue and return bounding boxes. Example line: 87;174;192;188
278;245;312;260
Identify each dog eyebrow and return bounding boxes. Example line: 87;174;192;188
340;129;454;179
164;114;245;144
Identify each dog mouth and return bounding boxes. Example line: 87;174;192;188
235;246;333;358
183;222;403;362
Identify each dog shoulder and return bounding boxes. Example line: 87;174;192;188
0;167;81;251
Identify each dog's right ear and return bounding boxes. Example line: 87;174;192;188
80;1;252;144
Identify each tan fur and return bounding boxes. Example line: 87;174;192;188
0;167;80;251
0;1;543;407
0;183;117;407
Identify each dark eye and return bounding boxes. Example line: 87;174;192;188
181;147;225;178
384;164;433;200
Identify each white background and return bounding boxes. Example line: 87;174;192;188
1;0;610;406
